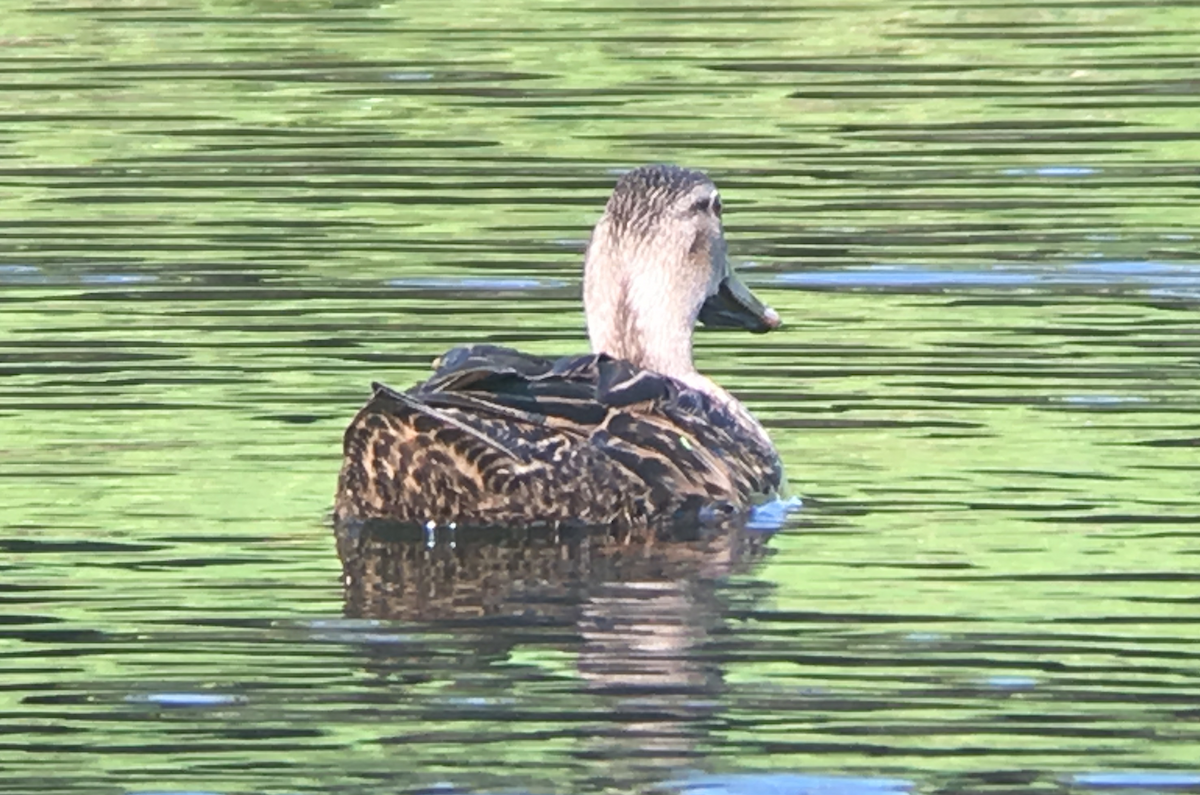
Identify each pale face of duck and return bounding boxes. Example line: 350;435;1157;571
583;164;780;380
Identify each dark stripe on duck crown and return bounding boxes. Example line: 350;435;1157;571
606;164;713;232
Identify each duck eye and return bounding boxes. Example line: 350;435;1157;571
712;196;722;215
691;197;711;214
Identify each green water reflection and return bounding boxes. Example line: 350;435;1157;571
2;0;1199;793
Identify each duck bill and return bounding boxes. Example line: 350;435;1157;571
698;271;780;333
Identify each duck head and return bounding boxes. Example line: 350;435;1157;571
583;164;779;380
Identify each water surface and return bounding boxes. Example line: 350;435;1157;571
2;0;1199;793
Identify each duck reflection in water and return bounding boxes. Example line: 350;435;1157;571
336;520;774;776
334;163;786;531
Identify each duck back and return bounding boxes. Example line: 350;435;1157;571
333;344;781;530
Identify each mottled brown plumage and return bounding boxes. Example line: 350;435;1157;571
335;164;784;531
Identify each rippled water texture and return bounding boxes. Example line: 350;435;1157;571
2;1;1199;793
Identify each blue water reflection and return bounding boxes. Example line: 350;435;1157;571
1069;772;1200;790
660;773;914;795
1002;166;1098;177
387;276;568;291
125;693;246;707
775;261;1200;295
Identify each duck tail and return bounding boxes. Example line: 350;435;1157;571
333;384;519;527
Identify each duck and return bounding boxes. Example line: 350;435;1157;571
334;164;784;531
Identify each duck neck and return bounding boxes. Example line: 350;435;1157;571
586;273;699;382
586;276;773;450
